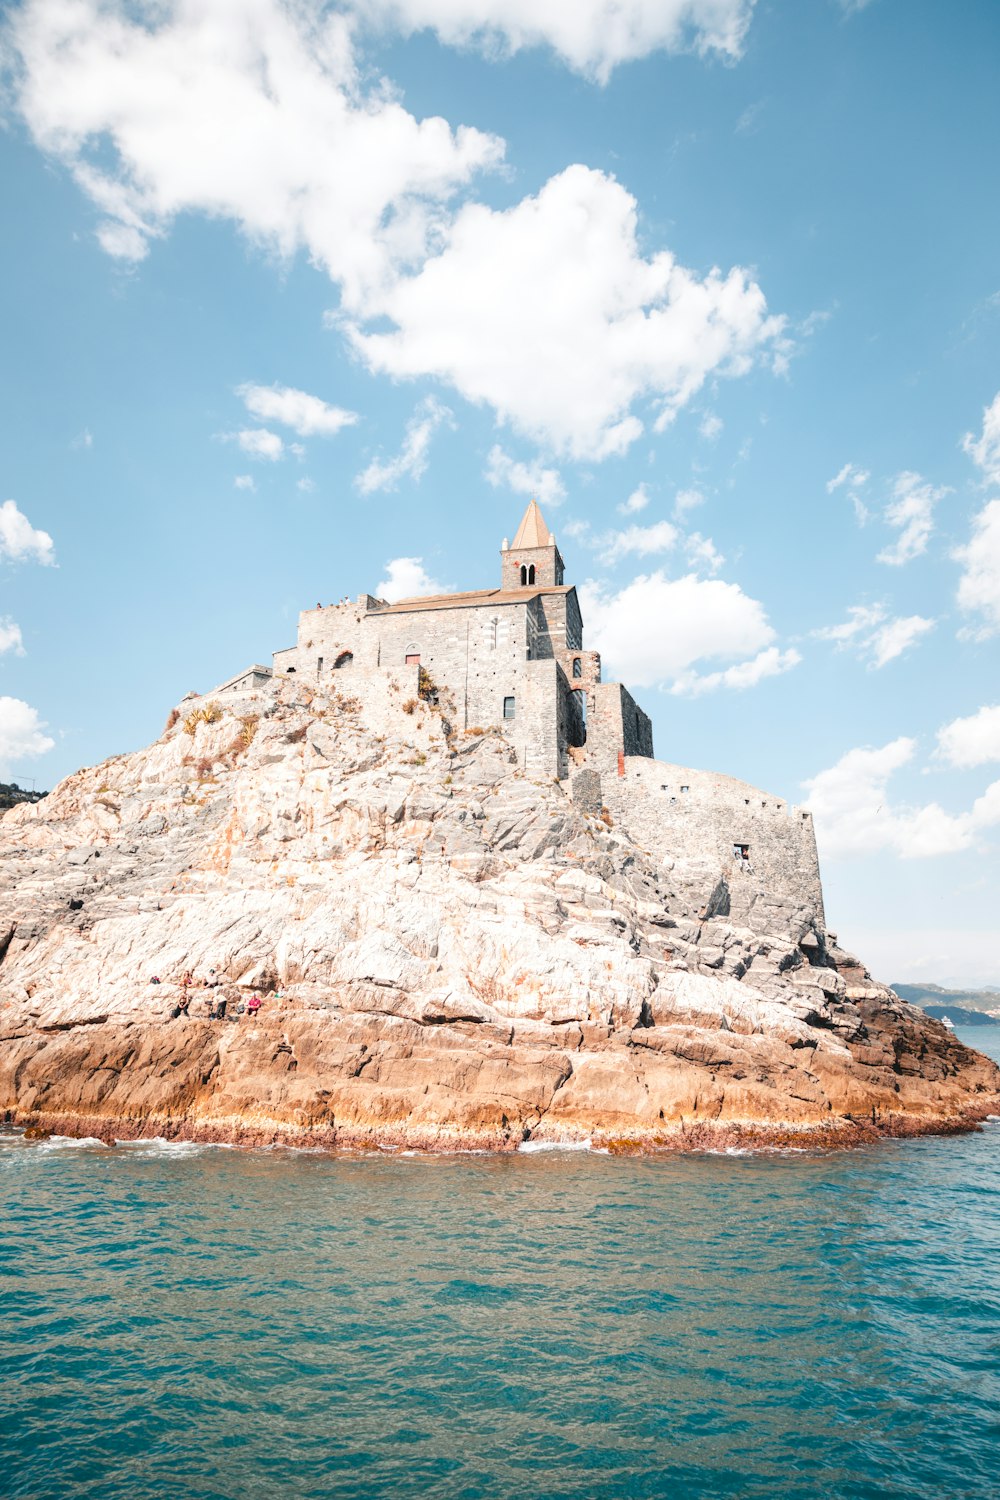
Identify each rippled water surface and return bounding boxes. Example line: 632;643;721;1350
2;1028;999;1500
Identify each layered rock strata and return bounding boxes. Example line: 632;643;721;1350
1;679;997;1150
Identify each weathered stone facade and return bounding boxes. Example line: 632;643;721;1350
213;499;824;929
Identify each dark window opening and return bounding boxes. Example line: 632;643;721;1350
317;657;324;672
334;650;354;669
572;657;582;678
503;696;516;720
519;564;527;586
528;564;536;585
405;653;420;665
680;784;689;793
287;666;296;673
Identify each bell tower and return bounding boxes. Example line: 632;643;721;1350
500;499;565;591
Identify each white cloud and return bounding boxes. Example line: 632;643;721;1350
814;602;935;668
877;471;949;566
598;521;679;564
673;486;704;518
10;5;779;466
235;428;284;461
71;427;93;450
962;392;1000;485
234;474;256;491
484;445;566;506
578;570;786;690
803;738;1000;860
297;477;316;493
954;498;1000;637
815;601;885;645
826;462;870;524
0;619;25;657
617;484;650;516
238;383;358;437
347;165;785;461
671;644;800;696
936;704;1000;769
0;696;55;773
354;0;756;81
868;614;934;668
826;462;869;493
375;556;443;602
9;0;504;306
356;397;453;495
699;412;723;440
683;531;724;573
0;500;55;566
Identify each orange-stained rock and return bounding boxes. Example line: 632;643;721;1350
1;678;997;1152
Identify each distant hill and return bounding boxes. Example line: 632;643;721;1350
892;981;1000;1026
0;782;46;811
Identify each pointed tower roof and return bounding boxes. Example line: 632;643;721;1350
510;498;552;550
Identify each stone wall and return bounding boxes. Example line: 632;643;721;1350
586;682;655;773
605;757;825;930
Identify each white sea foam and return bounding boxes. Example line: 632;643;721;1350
40;1135;108;1150
518;1137;594;1153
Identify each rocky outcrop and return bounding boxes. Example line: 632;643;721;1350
1;678;997;1151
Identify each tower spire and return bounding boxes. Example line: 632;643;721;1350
510;498;551;551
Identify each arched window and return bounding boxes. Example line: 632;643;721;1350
572;657;582;678
519;564;527;586
334;650;353;669
527;564;536;585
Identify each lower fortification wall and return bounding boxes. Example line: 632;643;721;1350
605;757;825;929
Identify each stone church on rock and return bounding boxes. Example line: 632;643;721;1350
211;499;825;928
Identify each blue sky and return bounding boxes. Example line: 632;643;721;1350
2;0;999;985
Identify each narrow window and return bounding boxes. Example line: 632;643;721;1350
317;657;324;672
572;657;582;678
503;696;516;720
405;653;420;665
519;565;527;586
528;564;536;585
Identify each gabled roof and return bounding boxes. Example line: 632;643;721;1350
376;585;573;615
510;498;553;551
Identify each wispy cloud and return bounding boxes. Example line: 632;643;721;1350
238;383;358;438
877;471;949;566
814;601;935;667
356;397;454;495
484;445;565;506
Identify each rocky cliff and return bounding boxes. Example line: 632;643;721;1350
2;677;997;1150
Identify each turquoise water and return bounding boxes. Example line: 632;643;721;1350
2;1029;999;1500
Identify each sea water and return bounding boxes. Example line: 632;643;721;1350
2;1028;998;1500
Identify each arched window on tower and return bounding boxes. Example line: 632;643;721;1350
528;564;536;585
519;564;527;586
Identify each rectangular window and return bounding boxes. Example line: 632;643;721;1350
317;657;323;672
503;696;516;720
405;653;420;665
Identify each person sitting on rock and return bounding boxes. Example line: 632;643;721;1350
247;994;262;1018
